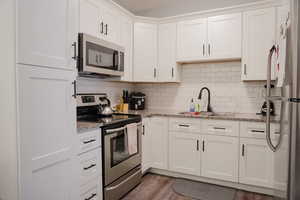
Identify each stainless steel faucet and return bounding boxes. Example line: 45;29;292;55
198;87;212;112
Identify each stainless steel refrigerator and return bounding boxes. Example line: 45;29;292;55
266;1;300;199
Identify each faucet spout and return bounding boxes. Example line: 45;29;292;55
198;87;212;112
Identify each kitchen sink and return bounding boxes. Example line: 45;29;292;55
178;112;235;117
178;111;215;116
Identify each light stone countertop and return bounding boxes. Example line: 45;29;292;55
77;110;280;133
119;109;280;123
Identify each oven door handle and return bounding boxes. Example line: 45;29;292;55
106;126;127;134
105;167;141;191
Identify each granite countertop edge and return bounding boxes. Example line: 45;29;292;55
122;110;280;123
77;110;280;133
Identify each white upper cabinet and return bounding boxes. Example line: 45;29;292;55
18;66;77;200
133;23;158;82
120;16;133;82
17;0;78;70
158;23;180;82
100;5;120;44
79;0;100;38
79;0;121;45
242;8;276;81
201;135;239;182
177;13;241;63
177;18;207;61
207;13;242;59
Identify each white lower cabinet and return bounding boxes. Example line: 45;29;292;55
80;178;103;200
79;148;102;186
239;138;274;188
77;129;102;200
169;132;201;176
142;118;152;173
150;117;169;170
201;135;239;182
144;117;279;190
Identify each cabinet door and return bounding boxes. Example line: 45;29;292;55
142;118;152;173
17;0;78;70
120;17;133;82
150;117;168;170
133;23;158;82
239;138;274;188
207;13;242;59
100;6;120;44
177;18;207;61
79;0;101;38
169;132;201;176
242;8;276;81
158;23;179;82
18;65;77;200
201;135;239;182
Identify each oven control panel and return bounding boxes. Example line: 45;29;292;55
77;94;107;107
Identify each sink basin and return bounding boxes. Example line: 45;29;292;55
178;111;215;116
178;112;235;117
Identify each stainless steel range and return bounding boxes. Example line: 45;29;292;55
77;93;142;200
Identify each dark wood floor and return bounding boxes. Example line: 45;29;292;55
122;174;274;200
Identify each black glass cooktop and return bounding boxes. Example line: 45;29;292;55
77;113;141;126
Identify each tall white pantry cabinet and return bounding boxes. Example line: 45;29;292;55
16;0;79;200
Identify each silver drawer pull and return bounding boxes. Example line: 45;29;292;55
213;127;226;130
83;164;96;170
179;124;190;127
275;131;281;135
83;139;96;144
84;193;97;200
251;130;265;133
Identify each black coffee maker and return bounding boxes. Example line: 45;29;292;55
260;101;275;116
130;92;146;110
259;84;275;116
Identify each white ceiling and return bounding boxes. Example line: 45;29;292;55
112;0;265;18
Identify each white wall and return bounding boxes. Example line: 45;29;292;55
0;0;18;200
135;62;281;113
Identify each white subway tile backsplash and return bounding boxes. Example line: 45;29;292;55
76;61;281;114
135;62;280;114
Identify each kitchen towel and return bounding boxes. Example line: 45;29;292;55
127;123;138;155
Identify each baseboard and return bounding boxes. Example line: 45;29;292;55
148;168;275;196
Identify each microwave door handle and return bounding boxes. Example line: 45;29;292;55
113;51;118;69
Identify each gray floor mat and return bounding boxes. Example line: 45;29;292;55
172;178;236;200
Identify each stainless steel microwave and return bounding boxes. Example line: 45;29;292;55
78;33;124;77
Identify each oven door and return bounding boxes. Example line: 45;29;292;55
104;123;141;186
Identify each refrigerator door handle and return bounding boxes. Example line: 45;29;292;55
266;45;281;152
289;98;300;103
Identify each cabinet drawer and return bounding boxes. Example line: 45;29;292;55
201;120;239;137
78;129;101;154
240;122;280;139
80;178;102;200
169;118;201;133
79;148;102;186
